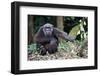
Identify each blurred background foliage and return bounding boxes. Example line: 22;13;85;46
28;15;88;60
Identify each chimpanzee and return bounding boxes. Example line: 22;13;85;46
34;23;76;55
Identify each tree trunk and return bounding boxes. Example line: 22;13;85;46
56;16;64;41
57;16;64;30
28;15;34;44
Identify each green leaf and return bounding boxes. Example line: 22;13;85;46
28;43;37;51
69;24;80;37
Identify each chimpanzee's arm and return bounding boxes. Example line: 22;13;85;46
53;28;76;42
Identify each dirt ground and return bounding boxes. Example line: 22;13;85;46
28;51;87;61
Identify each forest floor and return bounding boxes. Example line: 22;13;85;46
28;50;85;61
28;40;88;61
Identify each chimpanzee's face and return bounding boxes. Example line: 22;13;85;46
43;23;53;36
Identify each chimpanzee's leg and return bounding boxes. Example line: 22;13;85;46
47;46;57;54
40;46;47;55
46;39;58;54
37;44;47;55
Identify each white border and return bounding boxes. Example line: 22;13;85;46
20;6;95;70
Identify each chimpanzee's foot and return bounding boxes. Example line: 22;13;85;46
40;51;46;55
40;48;47;55
47;48;58;54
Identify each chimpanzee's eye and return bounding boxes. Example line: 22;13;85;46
45;27;51;31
